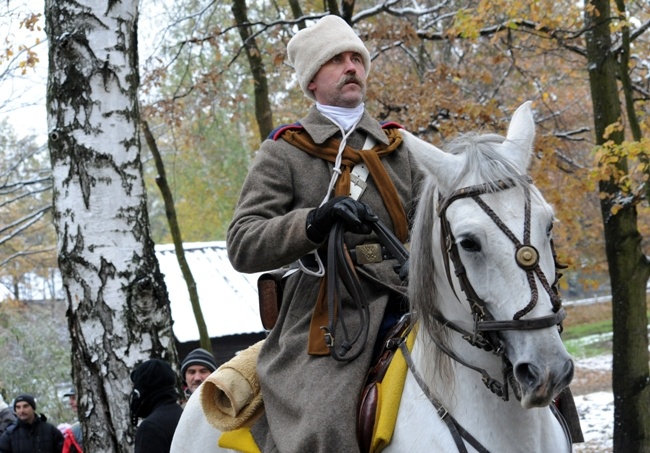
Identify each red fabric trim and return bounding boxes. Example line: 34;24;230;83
380;121;404;129
271;123;303;141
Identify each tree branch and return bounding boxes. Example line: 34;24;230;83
0;205;50;246
0;247;56;268
141;119;212;352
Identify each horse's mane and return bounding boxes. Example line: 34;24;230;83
444;132;531;191
407;131;531;383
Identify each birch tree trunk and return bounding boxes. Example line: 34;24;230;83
45;1;178;451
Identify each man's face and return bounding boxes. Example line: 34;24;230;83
185;365;213;393
308;51;367;108
68;394;78;412
14;401;35;424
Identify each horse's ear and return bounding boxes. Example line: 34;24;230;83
504;101;535;171
400;130;462;189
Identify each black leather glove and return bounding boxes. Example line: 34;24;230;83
306;196;378;243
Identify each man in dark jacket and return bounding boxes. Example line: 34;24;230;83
0;394;63;453
130;358;183;453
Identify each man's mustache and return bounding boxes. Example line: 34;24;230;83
338;75;363;88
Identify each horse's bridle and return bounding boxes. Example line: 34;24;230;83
392;177;572;453
435;177;567;400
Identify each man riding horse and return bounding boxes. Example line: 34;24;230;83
226;14;424;453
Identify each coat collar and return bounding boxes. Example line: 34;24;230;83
300;106;390;147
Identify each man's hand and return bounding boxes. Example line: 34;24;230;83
306;196;378;243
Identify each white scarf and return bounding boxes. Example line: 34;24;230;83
316;102;365;132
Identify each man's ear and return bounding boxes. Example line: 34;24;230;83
308;80;316;92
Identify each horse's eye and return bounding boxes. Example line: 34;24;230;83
459;237;481;252
547;222;554;237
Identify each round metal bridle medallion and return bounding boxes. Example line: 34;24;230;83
515;245;539;270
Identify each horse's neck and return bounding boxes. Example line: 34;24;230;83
406;332;570;452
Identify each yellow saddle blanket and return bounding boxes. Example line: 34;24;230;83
218;332;414;453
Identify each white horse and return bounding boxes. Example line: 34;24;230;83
171;101;575;452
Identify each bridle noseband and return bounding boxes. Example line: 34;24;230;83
436;177;566;400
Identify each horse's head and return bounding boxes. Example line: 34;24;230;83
402;102;573;409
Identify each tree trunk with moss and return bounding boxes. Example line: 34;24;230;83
45;1;178;452
584;1;650;451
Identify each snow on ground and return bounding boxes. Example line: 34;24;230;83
575;354;612;371
569;332;650;452
574;391;614;452
573;354;614;452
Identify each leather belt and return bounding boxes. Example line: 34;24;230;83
298;243;399;270
348;243;396;265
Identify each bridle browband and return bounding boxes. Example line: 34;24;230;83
435;177;566;400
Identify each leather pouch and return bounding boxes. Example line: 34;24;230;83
257;270;287;330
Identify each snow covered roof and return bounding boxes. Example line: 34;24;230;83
155;241;264;342
0;241;264;342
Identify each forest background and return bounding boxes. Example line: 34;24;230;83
0;0;648;452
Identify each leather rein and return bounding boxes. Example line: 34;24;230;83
322;221;371;361
322;217;410;362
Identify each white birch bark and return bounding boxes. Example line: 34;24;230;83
45;1;178;451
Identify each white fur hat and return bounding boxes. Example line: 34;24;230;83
287;15;371;102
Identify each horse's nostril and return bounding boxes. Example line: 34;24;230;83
559;359;575;386
514;362;541;388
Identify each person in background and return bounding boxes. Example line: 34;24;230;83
130;358;183;453
226;14;423;453
60;388;82;453
0;394;16;436
179;348;217;399
0;393;64;453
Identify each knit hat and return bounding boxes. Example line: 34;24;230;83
287;15;371;102
181;348;217;379
14;394;36;411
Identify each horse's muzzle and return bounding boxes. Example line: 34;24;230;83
515;358;574;408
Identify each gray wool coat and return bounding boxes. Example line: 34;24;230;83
226;106;424;453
